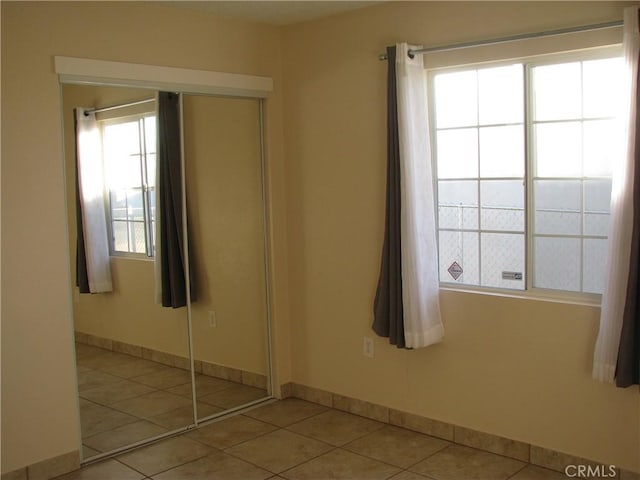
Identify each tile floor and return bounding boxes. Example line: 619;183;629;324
59;395;575;480
75;343;268;458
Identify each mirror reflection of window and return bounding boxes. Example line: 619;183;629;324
102;115;157;257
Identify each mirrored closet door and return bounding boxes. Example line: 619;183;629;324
61;83;272;462
182;94;270;420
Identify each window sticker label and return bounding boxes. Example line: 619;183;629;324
502;271;523;281
448;261;463;280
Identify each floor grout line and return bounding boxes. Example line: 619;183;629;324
505;462;531;479
277;444;342;478
217;427;316;475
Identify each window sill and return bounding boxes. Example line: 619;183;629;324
110;254;154;262
439;284;602;308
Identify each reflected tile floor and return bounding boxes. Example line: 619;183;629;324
58;396;576;480
75;343;266;458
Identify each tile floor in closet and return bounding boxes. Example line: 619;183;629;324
65;349;574;480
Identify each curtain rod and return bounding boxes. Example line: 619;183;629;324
378;20;623;60
84;97;156;115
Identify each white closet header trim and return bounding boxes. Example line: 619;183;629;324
54;56;273;98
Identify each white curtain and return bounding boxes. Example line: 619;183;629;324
396;43;444;348
75;108;113;293
153;98;163;305
592;6;639;383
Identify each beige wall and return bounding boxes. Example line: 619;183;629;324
1;2;288;473
282;1;640;472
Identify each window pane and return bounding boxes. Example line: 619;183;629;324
438;180;478;230
584;213;610;237
144;116;157;192
104;121;141;155
584;179;611;236
534;237;581;291
584;179;611;213
112;220;129;252
479;125;524;177
144;116;157;153
481;233;525;289
583;119;620;177
480;180;524;231
534;122;582;177
534;180;581;210
583;58;624;119
110;190;127;220
104;154;142;190
534;180;581;235
148;188;156;223
439;230;479;285
131;222;147;254
103;121;143;190
150;221;156;256
583;238;608;294
437;128;478;179
147;188;156;256
532;62;581;121
478;64;523;125
146;153;157;187
126;189;145;221
434;70;477;128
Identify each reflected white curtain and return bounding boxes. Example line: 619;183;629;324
75;108;113;293
592;6;639;384
397;43;444;348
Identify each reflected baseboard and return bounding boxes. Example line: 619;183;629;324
74;331;268;390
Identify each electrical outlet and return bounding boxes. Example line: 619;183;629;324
363;337;374;358
208;311;217;328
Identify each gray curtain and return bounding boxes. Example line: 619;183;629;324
158;92;195;308
616;57;640;387
74;108;90;294
373;45;406;348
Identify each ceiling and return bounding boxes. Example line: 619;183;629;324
165;1;382;26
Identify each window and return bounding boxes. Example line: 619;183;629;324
101;114;157;257
430;51;623;296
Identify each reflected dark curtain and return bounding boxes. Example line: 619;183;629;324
158;92;195;308
616;47;640;387
74;108;90;294
372;45;406;348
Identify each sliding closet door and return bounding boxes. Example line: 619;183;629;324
62;84;196;461
182;94;271;420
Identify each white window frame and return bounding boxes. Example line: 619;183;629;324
427;45;623;305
